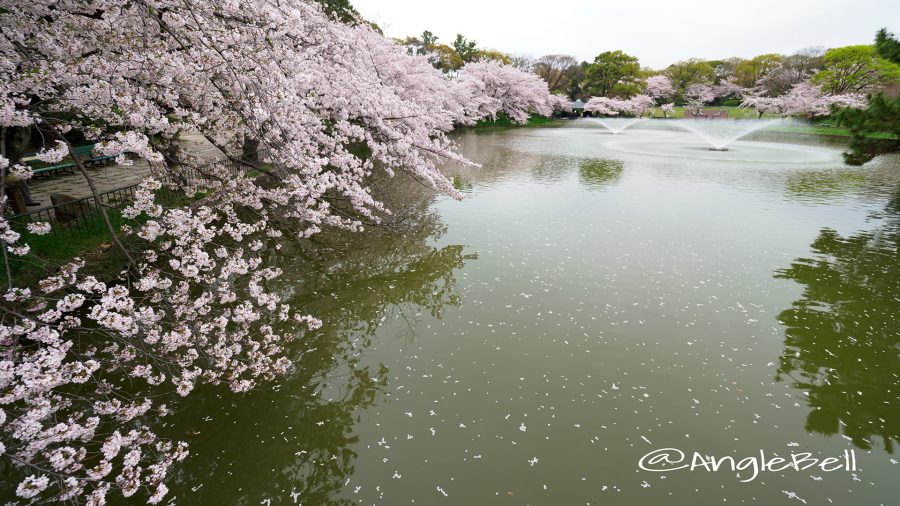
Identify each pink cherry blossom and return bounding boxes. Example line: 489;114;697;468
644;75;675;100
741;80;867;117
0;1;561;503
455;60;556;123
584;95;655;116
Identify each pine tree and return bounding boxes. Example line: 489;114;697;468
838;93;900;165
875;28;900;64
839;28;900;165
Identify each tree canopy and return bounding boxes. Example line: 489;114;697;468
812;45;900;94
733;53;784;88
838;93;900;165
399;31;509;72
533;55;582;96
582;50;643;98
875;28;900;63
314;0;360;23
828;28;900;165
452;33;480;62
665;58;716;99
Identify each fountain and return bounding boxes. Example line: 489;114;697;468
588;117;647;134
673;119;781;150
594;119;843;164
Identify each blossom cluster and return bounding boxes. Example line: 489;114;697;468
0;0;558;503
741;80;867;117
584;95;655;116
643;75;676;100
454;60;558;123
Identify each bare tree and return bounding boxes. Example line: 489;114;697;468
758;46;826;95
509;54;535;72
533;54;581;95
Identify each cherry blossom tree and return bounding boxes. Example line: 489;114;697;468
825;92;869;111
627;95;655;116
683;84;717;115
756;47;825;95
740;95;785;118
584;97;623;116
584;95;655;117
740;81;867;118
660;103;676;118
643;74;675;118
643;75;675;102
549;94;574;114
455;60;555;123
0;1;556;503
781;81;867;117
711;79;744;100
681;81;748;116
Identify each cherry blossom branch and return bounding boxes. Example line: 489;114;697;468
50;126;135;266
1;127;12;290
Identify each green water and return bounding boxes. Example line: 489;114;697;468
162;127;900;505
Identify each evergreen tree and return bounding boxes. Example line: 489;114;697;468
315;0;357;22
452;34;479;63
838;29;900;165
838;93;900;165
875;28;900;64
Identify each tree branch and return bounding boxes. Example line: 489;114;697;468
51;126;135;266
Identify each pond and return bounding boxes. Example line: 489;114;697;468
161;123;900;505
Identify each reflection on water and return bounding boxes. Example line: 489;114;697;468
784;168;867;203
451;174;473;194
578;159;624;190
151;128;900;505
775;189;900;452
160;174;475;504
529;155;578;184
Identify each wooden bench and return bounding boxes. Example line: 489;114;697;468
23;144;120;178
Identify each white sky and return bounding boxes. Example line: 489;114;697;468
352;0;900;69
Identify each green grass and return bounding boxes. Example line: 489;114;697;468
3;188;194;285
765;125;895;139
648;106;773;119
3;210;134;285
474;114;557;128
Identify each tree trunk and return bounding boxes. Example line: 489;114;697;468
242;137;260;165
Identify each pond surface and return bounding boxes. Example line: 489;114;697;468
165;124;900;505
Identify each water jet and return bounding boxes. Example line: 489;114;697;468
588;117;647;134
674;119;780;150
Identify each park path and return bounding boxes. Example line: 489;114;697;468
26;133;228;206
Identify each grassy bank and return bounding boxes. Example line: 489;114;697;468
2;159;270;285
3;210;135;286
474;114;557;128
647;106;772;119
3;187;198;285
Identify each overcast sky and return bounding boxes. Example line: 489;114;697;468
352;0;900;68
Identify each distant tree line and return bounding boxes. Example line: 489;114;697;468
391;24;899;105
366;8;899;164
395;31;513;72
